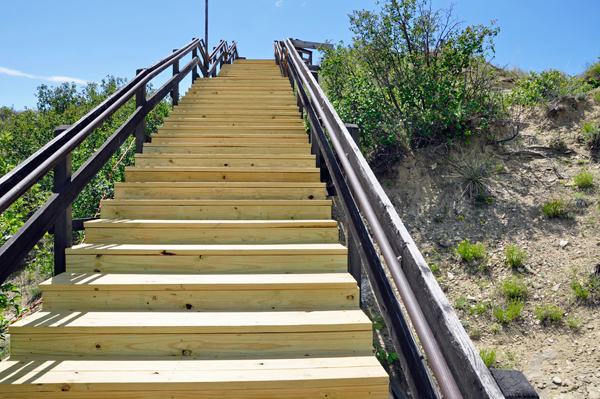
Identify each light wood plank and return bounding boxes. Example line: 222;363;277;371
134;154;314;168
114;182;326;200
124;167;320;183
100;200;331;220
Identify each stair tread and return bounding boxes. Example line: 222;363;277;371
85;219;337;228
10;310;371;333
41;273;357;291
0;356;387;390
67;243;347;255
125;166;318;172
101;199;330;205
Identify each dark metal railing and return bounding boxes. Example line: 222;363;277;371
276;39;506;399
0;38;240;284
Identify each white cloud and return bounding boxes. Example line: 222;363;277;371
275;0;283;6
302;1;306;6
0;66;90;85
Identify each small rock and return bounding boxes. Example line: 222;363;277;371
552;283;562;291
438;239;453;248
517;267;525;273
548;338;554;343
553;377;563;386
467;295;477;301
431;163;437;170
560;240;569;248
447;272;455;280
524;264;534;273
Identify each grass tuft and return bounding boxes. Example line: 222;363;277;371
573;168;594;188
534;304;563;324
456;240;486;262
505;245;527;268
501;277;529;300
479;348;497;368
542;199;567;218
493;300;523;324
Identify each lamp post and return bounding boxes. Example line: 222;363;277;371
205;0;208;58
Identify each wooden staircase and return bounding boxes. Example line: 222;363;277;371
0;59;389;398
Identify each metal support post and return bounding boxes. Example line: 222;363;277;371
134;69;146;154
52;125;72;276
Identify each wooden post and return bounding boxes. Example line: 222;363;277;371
192;41;199;83
134;69;146;154
52;125;72;276
344;123;362;289
171;49;179;107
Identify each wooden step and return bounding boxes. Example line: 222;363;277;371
134;154;314;168
162;120;303;128
83;219;338;245
169;110;300;118
150;135;307;145
10;310;373;358
101;199;331;220
124;166;320;182
66;243;348;274
41;273;359;311
155;127;306;135
177;99;298;106
143;143;310;155
0;356;388;398
168;112;301;119
114;182;326;200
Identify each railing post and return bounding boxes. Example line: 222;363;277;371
134;69;146;154
344;123;362;290
171;49;180;107
52;125;72;276
192;39;199;83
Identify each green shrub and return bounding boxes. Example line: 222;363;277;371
455;296;469;310
456;240;486;262
573;168;594;188
542;199;566;218
508;69;592;107
571;278;590;300
535;304;563;324
582;123;600;153
505;245;527;268
321;0;502;150
493;300;523;324
583;57;600;88
474;303;488;314
479;348;497;367
567;315;581;329
501;277;529;300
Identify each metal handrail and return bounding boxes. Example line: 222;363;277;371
281;38;464;399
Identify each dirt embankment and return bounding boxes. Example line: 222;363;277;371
377;90;600;398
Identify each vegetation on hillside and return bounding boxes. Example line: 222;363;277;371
320;0;597;168
0;78;170;342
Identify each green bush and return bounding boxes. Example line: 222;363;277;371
479;348;497;368
571;277;590;300
582;123;600;153
505;244;527;268
508;69;592;107
501;277;529;300
493;300;523;324
321;0;501;150
535;304;563;324
456;240;486;262
542;199;566;218
583;57;600;89
573;168;594;188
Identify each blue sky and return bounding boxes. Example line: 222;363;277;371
1;0;598;110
